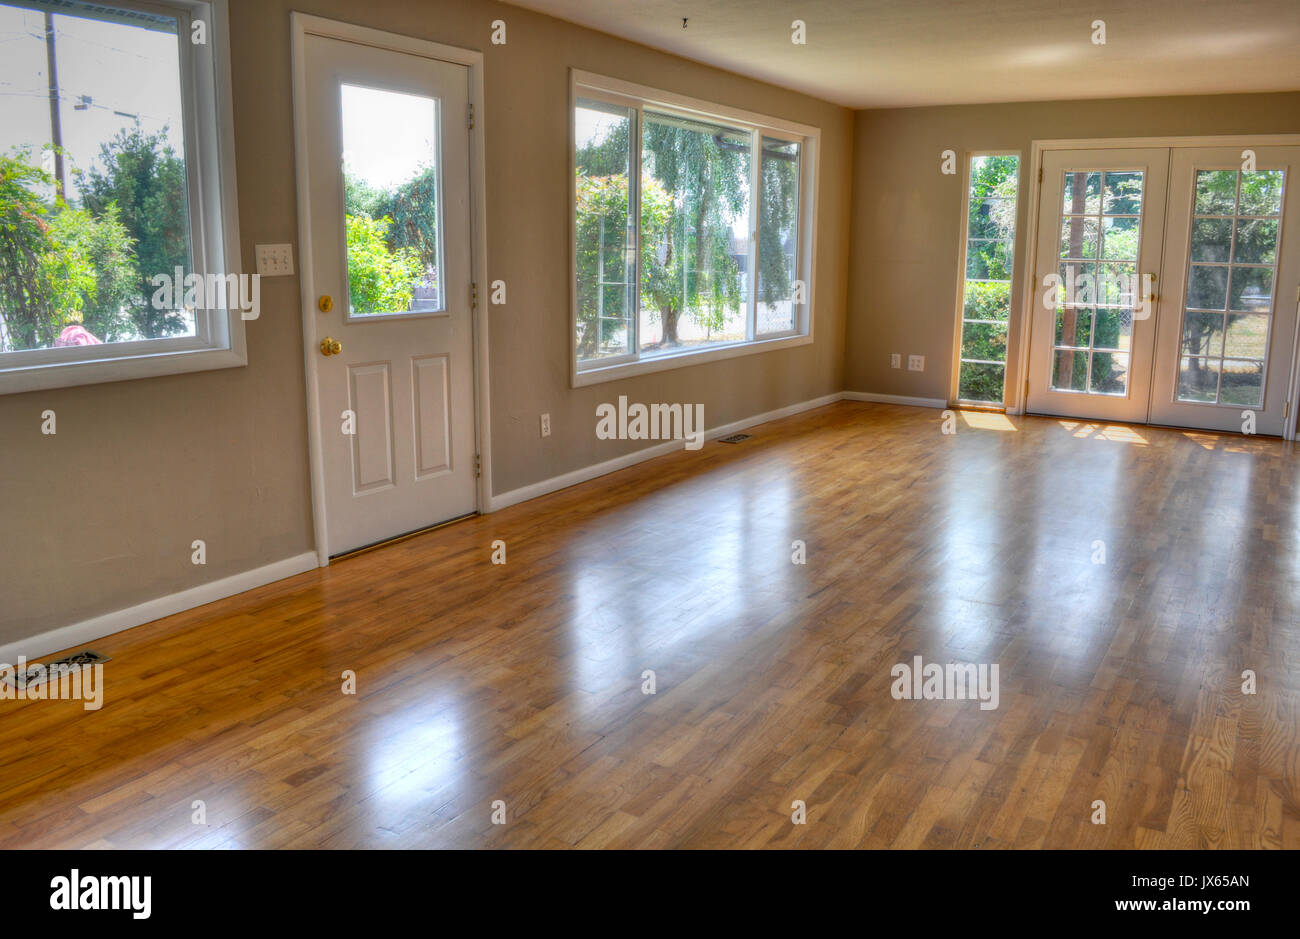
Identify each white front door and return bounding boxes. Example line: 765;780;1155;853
1148;147;1300;435
301;34;477;556
1026;148;1169;423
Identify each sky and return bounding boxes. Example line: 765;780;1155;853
0;2;184;199
340;83;438;190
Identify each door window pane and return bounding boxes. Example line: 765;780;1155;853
1090;351;1128;395
574;98;635;361
1181;312;1224;358
1223;313;1269;359
1178;356;1220;401
1194;170;1237;214
1186;265;1228;310
1055;307;1092;348
956;155;1019;403
341;84;442;317
1100;217;1139;260
1053;350;1089;392
1189;218;1232;262
1238;170;1284;216
1102;172;1143;214
1219;359;1265;405
1059;216;1098;259
1093;308;1132;352
1228;267;1274;312
1062;172;1100;215
1232;219;1278;264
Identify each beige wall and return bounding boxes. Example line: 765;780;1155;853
845;92;1300;403
0;0;854;645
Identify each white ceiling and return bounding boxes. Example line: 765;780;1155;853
507;0;1300;108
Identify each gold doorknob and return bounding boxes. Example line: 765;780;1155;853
320;337;341;356
318;295;333;312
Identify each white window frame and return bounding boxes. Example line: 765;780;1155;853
570;70;818;388
0;0;243;394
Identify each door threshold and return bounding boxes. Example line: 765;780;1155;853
331;512;478;562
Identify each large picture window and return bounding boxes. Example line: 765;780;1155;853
572;73;816;384
0;0;241;393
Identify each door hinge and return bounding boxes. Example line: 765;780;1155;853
471;281;478;310
1286;400;1291;419
468;102;475;130
1024;379;1030;400
1038;166;1043;183
475;453;481;478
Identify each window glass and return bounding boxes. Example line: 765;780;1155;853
0;0;191;353
341;83;443;317
957;155;1019;403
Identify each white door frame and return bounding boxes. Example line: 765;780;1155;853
290;13;493;566
1012;134;1300;441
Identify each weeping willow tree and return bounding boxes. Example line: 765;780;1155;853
755;138;800;315
576;110;800;355
638;115;750;347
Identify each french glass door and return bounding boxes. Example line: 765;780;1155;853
1027;143;1300;436
1148;147;1300;435
1027;149;1167;423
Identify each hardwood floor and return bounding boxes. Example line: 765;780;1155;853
2;401;1298;849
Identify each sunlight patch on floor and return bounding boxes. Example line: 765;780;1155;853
959;411;1017;432
1056;420;1149;445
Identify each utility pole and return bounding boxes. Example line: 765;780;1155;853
44;12;66;198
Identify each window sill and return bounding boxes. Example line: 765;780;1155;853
0;344;247;395
573;332;812;387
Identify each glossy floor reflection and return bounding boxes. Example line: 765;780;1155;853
1;401;1297;848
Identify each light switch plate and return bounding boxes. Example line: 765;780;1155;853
908;355;925;371
890;353;901;369
255;243;294;277
540;413;551;438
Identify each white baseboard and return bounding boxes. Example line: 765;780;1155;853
0;551;319;665
488;392;845;512
842;390;948;409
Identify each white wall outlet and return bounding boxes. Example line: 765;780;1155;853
908;355;925;372
540;413;551;438
255;243;295;277
890;353;901;369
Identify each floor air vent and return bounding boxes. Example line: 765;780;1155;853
718;433;752;444
1;649;110;691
